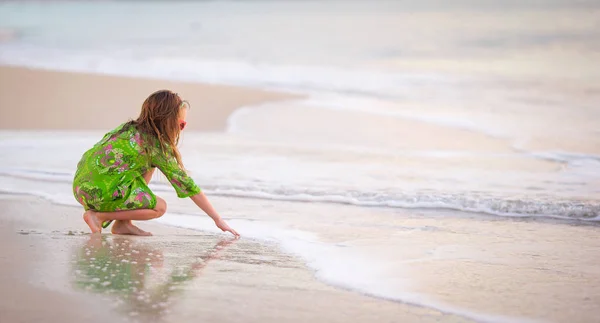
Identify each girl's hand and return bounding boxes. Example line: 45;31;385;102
215;219;240;237
189;193;239;237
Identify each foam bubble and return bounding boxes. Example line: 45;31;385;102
156;213;532;323
0;42;459;100
1;167;598;220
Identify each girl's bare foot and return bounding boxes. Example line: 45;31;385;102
111;220;152;236
83;210;102;234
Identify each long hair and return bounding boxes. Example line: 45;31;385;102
130;90;187;168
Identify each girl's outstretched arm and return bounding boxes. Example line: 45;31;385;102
149;144;238;237
190;192;240;237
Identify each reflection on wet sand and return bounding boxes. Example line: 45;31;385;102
71;235;237;321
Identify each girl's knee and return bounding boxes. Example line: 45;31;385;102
154;197;167;218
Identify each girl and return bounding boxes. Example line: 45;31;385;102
72;90;239;237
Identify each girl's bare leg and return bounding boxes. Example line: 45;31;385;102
83;196;166;235
109;168;158;235
111;219;153;236
83;168;165;236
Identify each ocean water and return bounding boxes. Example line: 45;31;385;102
1;1;600;321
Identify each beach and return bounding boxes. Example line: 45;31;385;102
2;189;600;323
2;168;600;323
0;196;476;323
1;1;600;322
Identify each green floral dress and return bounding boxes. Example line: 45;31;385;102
72;122;201;213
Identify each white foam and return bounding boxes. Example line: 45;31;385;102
0;173;568;322
527;150;600;164
299;94;509;138
2;167;598;221
512;146;600;183
0;43;459;101
156;213;530;323
512;140;600;162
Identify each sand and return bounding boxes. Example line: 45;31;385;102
3;191;600;323
0;195;474;323
0;66;299;131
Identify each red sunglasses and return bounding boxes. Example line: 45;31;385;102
179;100;189;131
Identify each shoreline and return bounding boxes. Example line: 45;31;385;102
0;194;471;323
4;189;600;323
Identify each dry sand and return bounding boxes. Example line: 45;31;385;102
0;66;299;131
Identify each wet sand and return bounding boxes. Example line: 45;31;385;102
3;191;600;323
0;196;473;323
